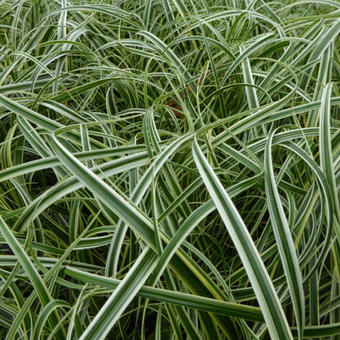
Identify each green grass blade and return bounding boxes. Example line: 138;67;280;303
264;130;305;339
64;266;264;322
192;137;293;340
79;248;157;340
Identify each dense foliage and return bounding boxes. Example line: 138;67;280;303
0;0;339;339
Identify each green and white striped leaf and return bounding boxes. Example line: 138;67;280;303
192;137;293;340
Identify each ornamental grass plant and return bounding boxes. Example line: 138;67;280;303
0;0;339;339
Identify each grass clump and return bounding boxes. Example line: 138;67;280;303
0;0;339;339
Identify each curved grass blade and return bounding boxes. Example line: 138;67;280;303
192;137;292;340
79;248;157;340
319;83;340;222
64;266;264;322
0;216;62;337
264;130;305;339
